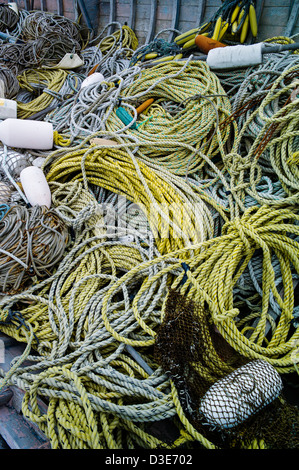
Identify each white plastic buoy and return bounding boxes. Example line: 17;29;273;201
20;166;51;208
207;43;263;70
0;119;53;149
32;157;46;168
45;53;84;70
199;359;283;429
119;234;135;243
0;99;17;119
8;2;18;14
80;73;105;89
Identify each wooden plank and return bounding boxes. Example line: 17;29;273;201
0;388;13;406
0;406;50;449
178;4;198;31
260;5;289;26
284;0;299;36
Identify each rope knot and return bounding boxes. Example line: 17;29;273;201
214;308;240;324
0;309;39;344
223;152;251;175
223;217;254;251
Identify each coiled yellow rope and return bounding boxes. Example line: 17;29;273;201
0;180;216;449
105;60;233;176
17;68;80;119
44;138;219;254
0;19;298;450
97;25;138;56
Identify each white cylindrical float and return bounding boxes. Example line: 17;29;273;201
0;118;54;149
0;99;17;119
80;72;105;89
206;43;263;70
20;166;51;208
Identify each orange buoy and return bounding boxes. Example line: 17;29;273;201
195;34;226;54
136;98;154;115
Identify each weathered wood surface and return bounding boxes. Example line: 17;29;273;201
11;0;299;42
94;0;299;44
0;332;50;449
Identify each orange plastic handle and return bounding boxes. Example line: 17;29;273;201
195;35;226;54
88;63;99;76
136;98;154;115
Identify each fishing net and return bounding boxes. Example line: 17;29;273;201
155;288;299;449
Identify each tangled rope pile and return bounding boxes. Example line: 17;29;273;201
0;10;87;74
43;137;216;252
0;65;19;98
0;3;298;450
16;68;84;119
0;203;69;295
0;4;19;33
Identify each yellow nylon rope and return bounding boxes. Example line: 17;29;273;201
0;42;298;450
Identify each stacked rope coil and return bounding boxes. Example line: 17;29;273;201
90;23;138;56
0;10;87;73
1;192;297;448
218;62;299;216
49;59;233;178
4;6;30;39
46;66;141;137
16;68;84;120
43;136;216;254
0;65;19;99
0;204;69;295
0;4;19;33
106;60;233;177
21;11;84;44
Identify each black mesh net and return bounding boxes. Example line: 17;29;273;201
155;288;299;449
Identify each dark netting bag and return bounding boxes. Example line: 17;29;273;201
155;288;299;449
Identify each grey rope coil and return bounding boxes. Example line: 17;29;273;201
0;204;69;295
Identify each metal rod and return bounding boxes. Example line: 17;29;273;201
284;0;299;37
108;0;116;35
197;0;206;26
125;345;154;375
168;0;181;43
261;42;299;53
128;0;136;30
76;0;93;31
146;0;157;44
57;0;63;16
